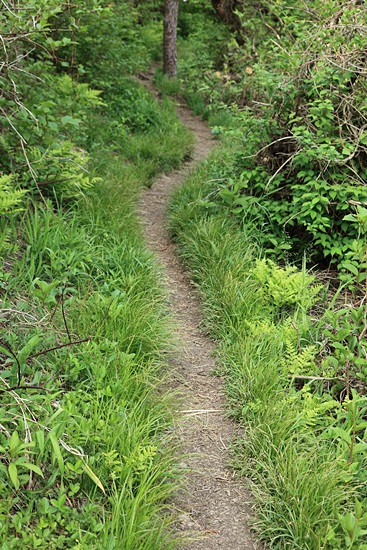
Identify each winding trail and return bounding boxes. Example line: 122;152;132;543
138;74;261;549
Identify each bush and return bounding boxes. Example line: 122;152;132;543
179;0;367;288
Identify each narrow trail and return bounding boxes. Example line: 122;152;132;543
138;74;261;549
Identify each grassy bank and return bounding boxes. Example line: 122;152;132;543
168;151;367;549
160;3;367;546
0;76;193;548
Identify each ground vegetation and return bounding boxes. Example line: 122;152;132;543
0;1;193;547
165;1;367;547
2;0;367;548
176;0;367;289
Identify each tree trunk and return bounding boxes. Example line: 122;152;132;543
211;0;243;39
163;0;179;77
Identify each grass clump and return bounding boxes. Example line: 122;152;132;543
153;69;181;97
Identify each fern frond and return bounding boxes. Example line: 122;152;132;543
0;174;27;214
251;258;322;311
281;340;317;375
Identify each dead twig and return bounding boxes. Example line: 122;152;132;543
0;338;21;387
289;374;345;383
0;384;47;395
61;283;72;343
28;337;91;360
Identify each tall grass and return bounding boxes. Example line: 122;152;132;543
168;156;358;549
0;84;192;548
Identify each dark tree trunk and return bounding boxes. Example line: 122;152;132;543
211;0;244;39
163;0;179;77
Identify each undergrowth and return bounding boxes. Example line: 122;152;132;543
0;2;193;546
168;3;367;547
0;95;192;549
176;0;367;291
3;1;367;548
168;156;367;549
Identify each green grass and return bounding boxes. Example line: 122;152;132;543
168;155;363;549
0;81;193;548
153;69;181;97
185;91;210;118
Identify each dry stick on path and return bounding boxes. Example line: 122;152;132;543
138;72;261;549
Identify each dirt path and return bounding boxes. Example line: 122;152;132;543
138;76;261;549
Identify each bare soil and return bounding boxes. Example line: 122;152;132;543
138;74;261;549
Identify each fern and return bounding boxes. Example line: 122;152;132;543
246;317;299;347
251;258;322;311
279;386;340;429
28;143;94;197
281;340;318;375
124;445;158;473
297;387;340;428
102;445;158;484
0;174;27;214
245;319;278;338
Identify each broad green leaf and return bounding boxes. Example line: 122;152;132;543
0;345;13;358
34;279;60;296
61;116;81;126
8;463;19;490
352;442;367;455
15;461;44;477
355;498;363;519
342;263;359;276
328;427;351;444
343;214;357;222
17;335;41;366
336;327;352;340
36;430;45;455
339;511;356;533
9;431;20;453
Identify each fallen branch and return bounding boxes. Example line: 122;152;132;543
29;337;91;360
0;338;21;387
0;384;47;395
289;374;345;383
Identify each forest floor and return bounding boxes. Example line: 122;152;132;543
137;71;262;550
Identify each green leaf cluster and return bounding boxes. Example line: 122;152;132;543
0;0;155;209
251;258;322;311
179;0;367;287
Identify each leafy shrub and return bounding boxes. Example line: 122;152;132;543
0;1;107;204
180;0;367;288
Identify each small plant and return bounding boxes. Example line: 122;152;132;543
340;206;367;292
0;175;27;215
322;305;367;387
250;258;322;312
0;431;43;491
326;497;367;549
